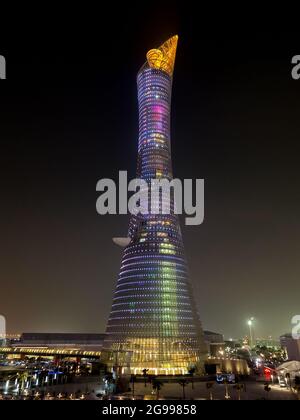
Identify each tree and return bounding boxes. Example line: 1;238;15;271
130;374;137;399
18;371;28;391
152;379;163;400
294;376;300;400
188;367;196;390
206;381;214;400
224;379;231;400
264;383;271;400
178;378;189;400
233;383;244;400
103;373;115;396
142;369;149;387
286;372;291;389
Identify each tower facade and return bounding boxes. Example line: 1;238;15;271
104;36;206;375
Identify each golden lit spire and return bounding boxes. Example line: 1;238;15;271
146;35;178;77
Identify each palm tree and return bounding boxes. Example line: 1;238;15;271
286;373;291;389
224;379;231;400
18;371;28;391
142;368;149;387
233;383;244;400
264;383;271;400
294;376;300;400
294;385;300;400
188;367;196;390
152;379;163;400
206;381;214;400
103;373;115;396
130;374;137;399
178;378;189;400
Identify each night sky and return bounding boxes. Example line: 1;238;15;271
0;8;299;340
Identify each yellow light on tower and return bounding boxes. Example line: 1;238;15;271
146;35;178;77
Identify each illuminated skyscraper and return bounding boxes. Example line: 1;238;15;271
104;36;206;374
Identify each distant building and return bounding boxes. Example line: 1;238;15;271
17;333;105;351
203;331;225;357
255;338;280;348
204;331;224;344
0;334;21;347
280;333;300;361
205;357;250;376
224;339;241;349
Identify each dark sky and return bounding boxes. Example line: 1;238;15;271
0;7;299;340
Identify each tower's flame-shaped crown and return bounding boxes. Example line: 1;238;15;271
146;35;178;77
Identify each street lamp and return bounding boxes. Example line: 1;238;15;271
247;317;254;348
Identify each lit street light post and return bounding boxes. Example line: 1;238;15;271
248;318;254;348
